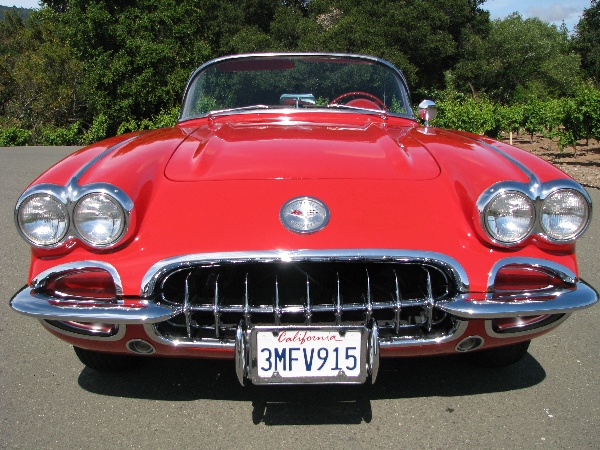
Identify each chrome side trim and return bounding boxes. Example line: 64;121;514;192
465;134;541;186
487;257;577;291
140;249;470;297
484;314;570;338
439;280;597;319
41;319;127;341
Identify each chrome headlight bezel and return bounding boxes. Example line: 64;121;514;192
540;188;590;242
16;193;69;247
15;183;133;249
482;190;535;245
477;180;592;247
73;192;128;247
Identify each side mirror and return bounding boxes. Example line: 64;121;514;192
418;100;437;127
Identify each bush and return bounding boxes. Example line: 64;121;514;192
559;84;600;151
41;122;82;145
431;95;497;136
82;114;109;145
0;127;32;146
117;107;179;135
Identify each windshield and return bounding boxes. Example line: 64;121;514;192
180;54;413;120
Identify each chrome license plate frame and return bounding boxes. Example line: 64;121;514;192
248;325;369;385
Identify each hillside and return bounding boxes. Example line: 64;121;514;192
0;5;33;22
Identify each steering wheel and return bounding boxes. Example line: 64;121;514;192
329;91;387;110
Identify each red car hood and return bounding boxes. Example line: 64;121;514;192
165;119;441;181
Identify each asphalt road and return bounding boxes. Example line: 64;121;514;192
1;146;599;449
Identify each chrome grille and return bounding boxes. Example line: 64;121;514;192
152;259;460;343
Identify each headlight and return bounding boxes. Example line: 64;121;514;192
17;194;68;246
483;191;535;244
541;189;590;241
73;193;126;246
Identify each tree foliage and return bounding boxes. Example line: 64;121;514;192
451;13;582;102
0;0;598;146
574;0;600;83
0;9;84;140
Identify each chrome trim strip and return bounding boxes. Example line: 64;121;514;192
467;135;541;186
144;323;236;348
70;136;141;187
380;319;468;348
41;319;127;341
143;319;469;350
140;249;470;297
484;314;570;338
442;130;540;186
487;257;577;291
439;280;597;319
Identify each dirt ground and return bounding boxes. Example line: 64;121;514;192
503;135;600;189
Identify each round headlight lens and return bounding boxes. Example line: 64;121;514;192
17;194;68;246
541;189;589;241
74;193;126;246
484;191;534;244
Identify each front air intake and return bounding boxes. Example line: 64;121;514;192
150;259;460;344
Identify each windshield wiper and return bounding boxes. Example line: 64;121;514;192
326;104;388;116
208;104;271;117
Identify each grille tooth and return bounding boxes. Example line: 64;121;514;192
335;272;342;326
243;273;251;326
393;269;402;334
184;272;192;339
274;276;281;326
213;274;220;338
305;275;312;325
155;261;458;342
365;268;372;323
425;268;434;332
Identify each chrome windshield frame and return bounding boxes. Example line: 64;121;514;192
178;52;415;122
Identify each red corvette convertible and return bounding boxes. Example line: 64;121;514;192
11;53;597;385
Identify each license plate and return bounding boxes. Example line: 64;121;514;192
249;326;368;384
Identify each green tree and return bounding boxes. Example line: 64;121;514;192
574;0;600;84
451;13;583;102
0;8;84;142
51;0;215;134
271;0;490;96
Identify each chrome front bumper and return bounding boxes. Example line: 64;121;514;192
10;278;597;322
10;253;598;349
